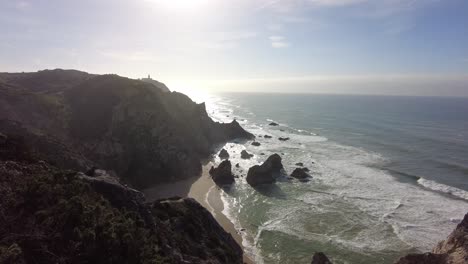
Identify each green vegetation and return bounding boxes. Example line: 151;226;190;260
0;160;166;264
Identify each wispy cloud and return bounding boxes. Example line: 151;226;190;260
269;35;290;48
196;31;257;50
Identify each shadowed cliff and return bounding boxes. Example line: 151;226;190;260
0;69;253;188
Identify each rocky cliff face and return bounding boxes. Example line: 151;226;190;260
395;213;468;264
0;69;253;188
0;134;243;264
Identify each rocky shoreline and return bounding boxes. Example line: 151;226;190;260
1;69;467;264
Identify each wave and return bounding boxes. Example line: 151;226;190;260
417;178;468;201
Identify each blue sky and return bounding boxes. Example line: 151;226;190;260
0;0;467;95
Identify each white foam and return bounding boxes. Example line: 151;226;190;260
417;178;468;201
204;94;468;262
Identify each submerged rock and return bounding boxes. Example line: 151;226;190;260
219;148;230;159
241;150;254;159
311;252;333;264
291;168;311;180
279;137;290;141
295;162;304;166
209;160;234;186
246;154;283;186
251;141;261;146
264;135;272;138
269;122;279;126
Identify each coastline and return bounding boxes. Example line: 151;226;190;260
143;163;254;264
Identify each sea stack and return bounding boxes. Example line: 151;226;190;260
241;150;254;159
219;148;230;159
209;160;235;186
246;154;283;186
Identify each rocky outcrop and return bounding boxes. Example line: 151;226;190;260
0;70;253;188
296;162;304;166
395;212;468;264
269;122;279;126
251;141;261;146
311;252;333;264
291;168;312;180
219;148;230;159
246;154;283;186
0;137;244;264
209;160;235;185
264;135;272;139
241;150;253;159
279;137;290;141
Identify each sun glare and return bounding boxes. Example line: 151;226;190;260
150;0;211;10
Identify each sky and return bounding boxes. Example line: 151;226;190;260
0;0;467;96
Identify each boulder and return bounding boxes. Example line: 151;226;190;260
209;160;234;186
246;154;283;186
235;163;240;168
279;137;290;141
251;141;261;146
311;252;333;264
269;122;279;126
295;162;304;166
241;150;254;159
291;168;311;179
218;148;230;159
264;135;272;139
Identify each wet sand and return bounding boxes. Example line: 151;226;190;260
143;163;253;264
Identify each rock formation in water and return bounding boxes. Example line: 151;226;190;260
0;69;254;188
279;137;290;141
311;252;333;264
264;135;272;138
241;150;254;159
219;148;230;159
246;153;284;186
395;212;468;264
251;141;261;146
269;122;279;126
209;160;235;186
0;133;243;264
291;168;312;180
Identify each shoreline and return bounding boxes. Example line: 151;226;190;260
143;163;254;264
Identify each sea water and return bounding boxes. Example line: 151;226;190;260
197;92;468;264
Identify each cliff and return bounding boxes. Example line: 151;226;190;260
0;133;243;264
395;213;468;264
0;69;253;188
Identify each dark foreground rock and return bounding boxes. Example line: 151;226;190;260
0;136;243;264
246;154;283;186
219;148;230;159
395;212;468;264
291;168;312;180
311;252;333;264
0;70;254;188
209;160;234;186
241;150;254;159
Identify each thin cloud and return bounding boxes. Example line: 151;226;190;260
269;35;290;48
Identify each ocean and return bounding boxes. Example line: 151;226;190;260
193;92;468;264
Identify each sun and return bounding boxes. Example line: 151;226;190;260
150;0;210;10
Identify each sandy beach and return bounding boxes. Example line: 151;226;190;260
143;162;253;264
